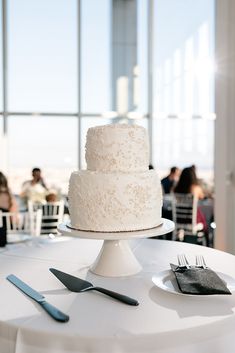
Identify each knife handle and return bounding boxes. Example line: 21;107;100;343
40;301;69;322
94;287;139;306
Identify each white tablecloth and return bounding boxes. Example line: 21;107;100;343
1;236;235;353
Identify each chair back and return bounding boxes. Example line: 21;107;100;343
172;193;199;240
28;200;64;235
0;210;42;236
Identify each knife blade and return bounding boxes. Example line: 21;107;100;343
7;274;69;323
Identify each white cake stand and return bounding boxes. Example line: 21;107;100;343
58;218;174;277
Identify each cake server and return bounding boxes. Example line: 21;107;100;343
50;268;139;306
7;274;69;322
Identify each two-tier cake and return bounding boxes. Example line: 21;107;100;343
68;124;162;232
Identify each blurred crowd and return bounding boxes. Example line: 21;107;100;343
159;164;215;246
160;165;214;200
0;167;63;213
0;164;214;215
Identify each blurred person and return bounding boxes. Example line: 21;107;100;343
0;171;18;247
190;164;196;172
20;167;47;205
174;166;208;240
174;166;204;199
190;164;213;199
161;166;180;194
0;171;18;212
46;189;58;203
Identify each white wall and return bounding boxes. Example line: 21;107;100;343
215;0;235;253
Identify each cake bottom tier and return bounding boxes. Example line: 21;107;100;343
68;170;163;232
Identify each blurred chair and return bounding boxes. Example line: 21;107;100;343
0;210;42;237
172;193;206;245
28;200;64;235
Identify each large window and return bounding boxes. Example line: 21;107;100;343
8;116;78;193
136;0;148;115
4;0;112;193
81;0;111;113
152;118;214;178
152;0;215;178
0;0;215;194
8;0;77;113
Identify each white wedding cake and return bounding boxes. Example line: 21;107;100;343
68;124;162;232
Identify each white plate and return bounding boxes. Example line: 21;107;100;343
152;269;235;296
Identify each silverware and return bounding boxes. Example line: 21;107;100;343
196;255;207;269
177;254;190;269
7;274;69;323
50;268;139;306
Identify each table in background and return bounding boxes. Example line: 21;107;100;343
0;236;235;353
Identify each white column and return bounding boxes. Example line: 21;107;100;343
215;0;235;253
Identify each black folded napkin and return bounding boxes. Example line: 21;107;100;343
170;264;231;295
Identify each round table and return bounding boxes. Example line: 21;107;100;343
1;236;235;353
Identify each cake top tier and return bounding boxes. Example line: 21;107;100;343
85;124;149;172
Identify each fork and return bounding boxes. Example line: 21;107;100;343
177;254;190;269
196;255;207;269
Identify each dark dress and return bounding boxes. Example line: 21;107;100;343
0;208;8;246
161;176;174;194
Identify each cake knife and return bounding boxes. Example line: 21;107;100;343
50;268;139;306
7;274;69;322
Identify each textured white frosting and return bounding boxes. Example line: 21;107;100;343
68;170;162;232
85;124;149;172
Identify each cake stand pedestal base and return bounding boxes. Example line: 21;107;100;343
90;239;142;277
58;218;175;277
